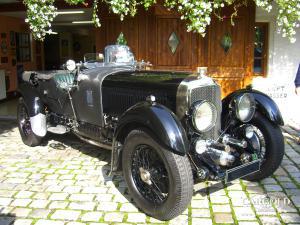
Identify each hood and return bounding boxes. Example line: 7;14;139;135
102;70;193;89
101;70;194;115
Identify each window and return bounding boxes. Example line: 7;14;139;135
16;33;31;62
254;23;268;76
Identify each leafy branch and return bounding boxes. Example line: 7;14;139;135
24;0;300;43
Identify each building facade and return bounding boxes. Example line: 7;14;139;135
96;3;255;97
0;15;43;95
253;7;300;124
0;2;299;123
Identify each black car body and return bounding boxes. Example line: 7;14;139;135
18;45;284;220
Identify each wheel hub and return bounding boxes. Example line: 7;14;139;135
139;167;152;185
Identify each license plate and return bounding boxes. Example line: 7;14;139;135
225;160;261;183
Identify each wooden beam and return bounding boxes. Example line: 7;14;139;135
55;0;93;9
0;0;93;12
0;3;25;12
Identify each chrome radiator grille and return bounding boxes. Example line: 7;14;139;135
190;84;222;140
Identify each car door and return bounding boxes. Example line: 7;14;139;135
72;72;103;126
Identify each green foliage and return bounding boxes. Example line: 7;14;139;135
24;0;300;43
92;0;101;27
255;0;300;43
64;0;85;4
221;34;232;53
23;0;57;40
116;32;127;45
275;0;300;43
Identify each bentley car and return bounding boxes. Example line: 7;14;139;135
18;45;284;220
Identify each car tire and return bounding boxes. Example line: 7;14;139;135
122;129;193;221
244;112;284;181
17;97;42;147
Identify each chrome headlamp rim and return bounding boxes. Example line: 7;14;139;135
66;59;76;71
191;100;218;133
235;93;256;122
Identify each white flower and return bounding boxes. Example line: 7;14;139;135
199;27;206;33
23;0;300;44
205;16;211;25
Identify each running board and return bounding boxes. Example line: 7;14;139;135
225;160;260;183
73;132;112;151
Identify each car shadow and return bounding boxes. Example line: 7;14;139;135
0;119;133;206
41;132;135;203
44;132;236;201
0;208;16;225
194;180;235;196
1;123;235;209
0;119;17;136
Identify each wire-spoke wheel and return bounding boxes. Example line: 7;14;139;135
122;129;193;221
17;97;42;146
131;144;169;205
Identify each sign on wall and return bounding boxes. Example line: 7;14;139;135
252;77;300;125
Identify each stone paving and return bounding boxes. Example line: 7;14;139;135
0;119;300;225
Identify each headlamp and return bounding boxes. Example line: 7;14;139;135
191;101;217;132
235;93;255;122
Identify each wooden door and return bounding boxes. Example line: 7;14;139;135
95;4;255;96
155;18;196;70
207;5;255;96
96;17;139;59
96;6;199;71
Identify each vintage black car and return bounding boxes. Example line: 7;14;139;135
18;45;284;220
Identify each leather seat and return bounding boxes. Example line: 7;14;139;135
54;73;75;90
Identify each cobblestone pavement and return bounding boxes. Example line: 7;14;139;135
0;120;300;225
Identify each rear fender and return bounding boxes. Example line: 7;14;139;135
18;83;47;137
222;88;284;126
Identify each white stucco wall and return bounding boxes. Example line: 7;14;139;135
254;7;300;126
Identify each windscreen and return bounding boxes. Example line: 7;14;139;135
84;53;104;63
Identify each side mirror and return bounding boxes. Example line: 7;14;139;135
66;60;76;71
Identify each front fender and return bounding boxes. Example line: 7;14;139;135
115;102;189;155
222;88;284;126
18;83;47;137
18;83;44;117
